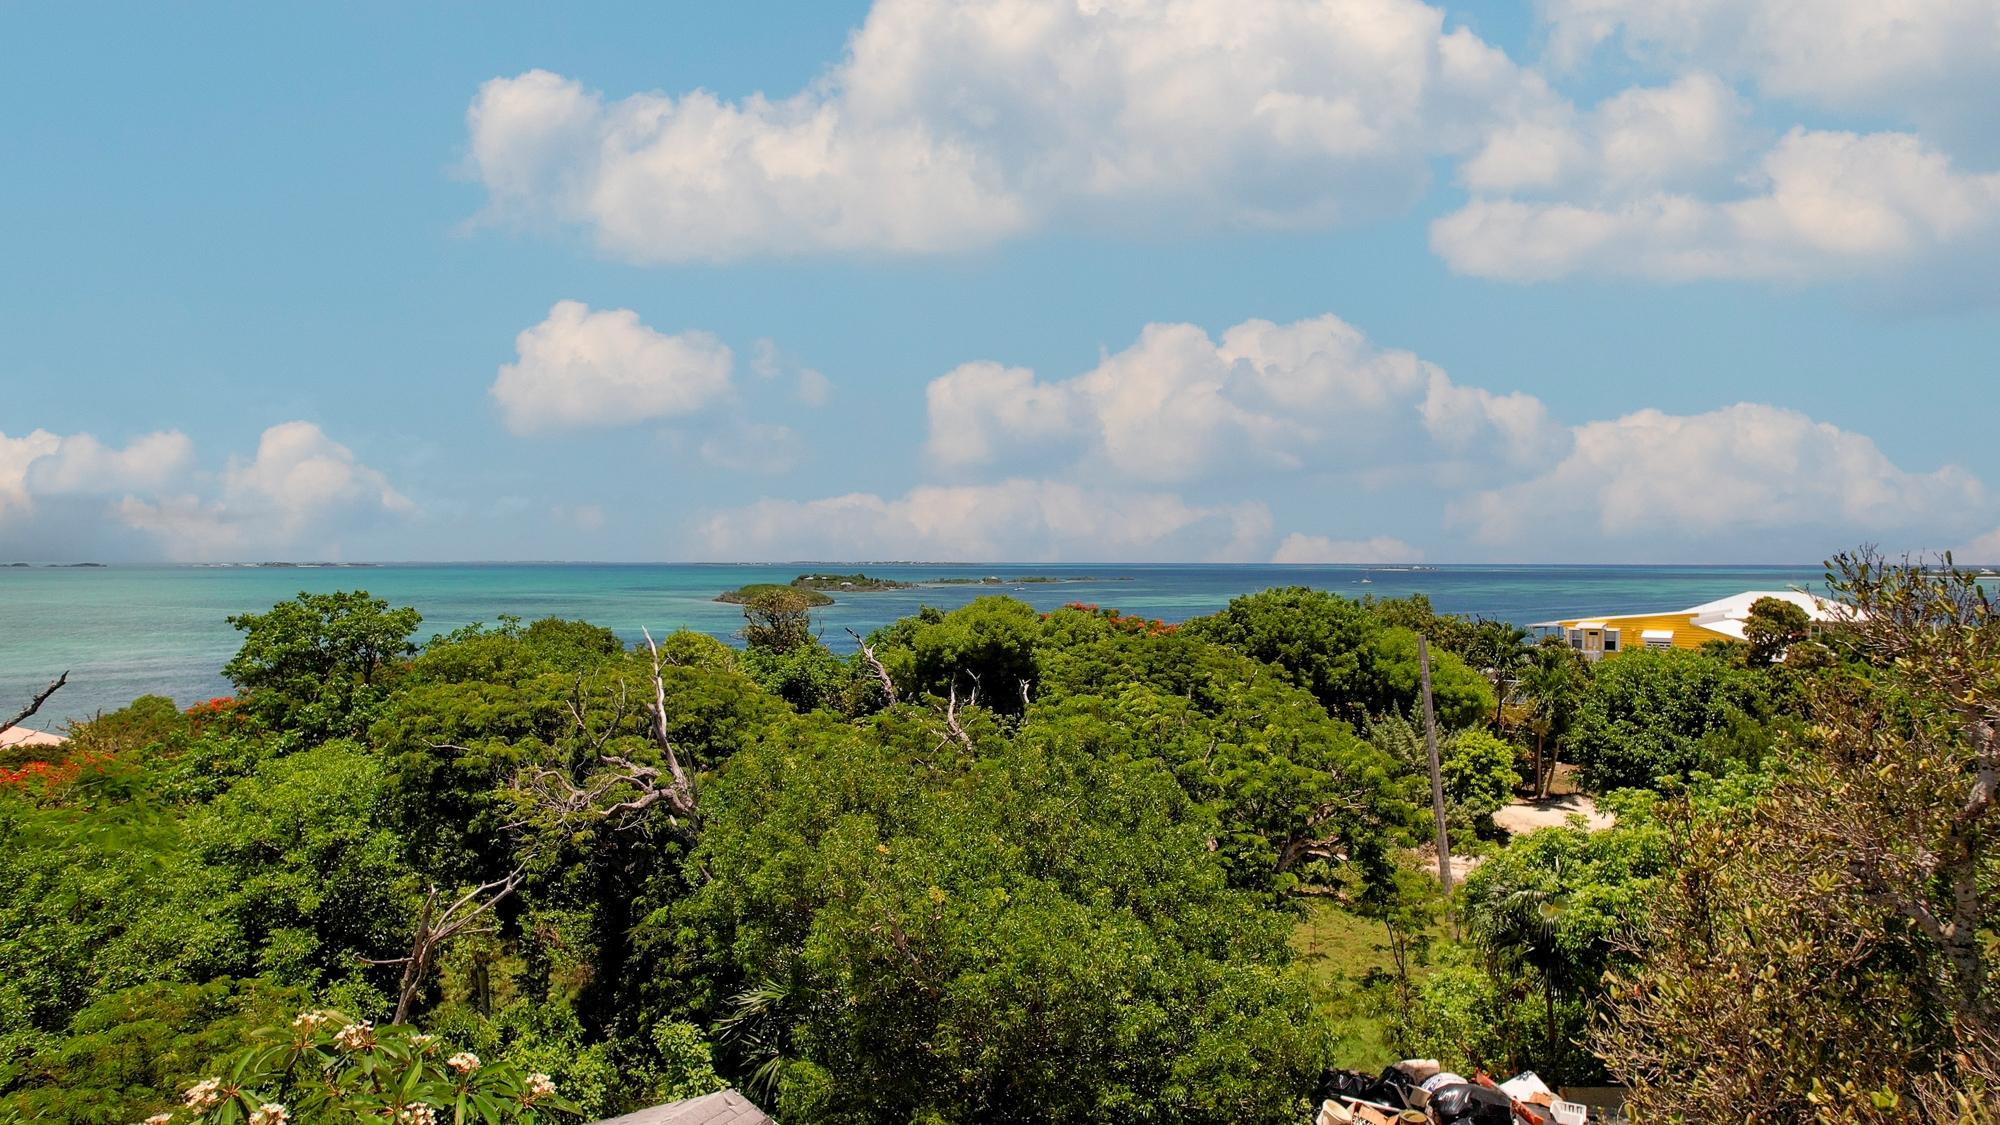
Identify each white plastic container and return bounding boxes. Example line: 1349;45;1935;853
1548;1099;1588;1125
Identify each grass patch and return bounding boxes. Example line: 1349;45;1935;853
1292;900;1436;1070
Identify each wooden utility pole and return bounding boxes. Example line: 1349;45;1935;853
1418;634;1457;938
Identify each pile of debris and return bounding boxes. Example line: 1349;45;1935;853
1312;1060;1593;1125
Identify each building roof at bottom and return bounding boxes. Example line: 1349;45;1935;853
591;1089;774;1125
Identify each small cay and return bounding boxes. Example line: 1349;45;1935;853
716;582;834;606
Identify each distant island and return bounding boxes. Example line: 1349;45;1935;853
716;582;834;607
930;575;1126;585
717;572;1138;603
717;572;1131;604
790;572;913;592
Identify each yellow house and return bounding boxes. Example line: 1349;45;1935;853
1532;590;1843;662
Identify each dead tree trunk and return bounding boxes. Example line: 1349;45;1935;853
370;868;524;1025
3;671;67;734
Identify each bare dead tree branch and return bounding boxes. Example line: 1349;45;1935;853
848;628;898;705
502;631;707;839
642;628;699;815
4;671;68;734
942;678;974;752
375;867;524;1024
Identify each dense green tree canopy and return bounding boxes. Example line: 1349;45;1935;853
4;586;1470;1124
1565;647;1775;790
224;591;423;741
30;566;1984;1123
1181;587;1494;729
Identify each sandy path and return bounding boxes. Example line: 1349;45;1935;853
0;726;67;751
1492;794;1613;834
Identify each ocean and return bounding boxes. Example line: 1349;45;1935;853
0;562;1832;727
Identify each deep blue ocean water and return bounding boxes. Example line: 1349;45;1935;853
0;562;1831;727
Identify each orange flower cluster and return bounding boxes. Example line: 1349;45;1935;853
0;753;105;790
1057;602;1179;636
186;696;239;716
186;695;243;735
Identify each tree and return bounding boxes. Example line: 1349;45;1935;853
1743;594;1813;666
1442;728;1520;822
6;587;1444;1123
0;978;305;1125
1470;622;1532;731
1517;640;1584;797
1366;597;1529;730
170;1008;581;1124
1461;819;1666;1085
736;587;819;653
1185;587;1492;728
1596;553;2000;1119
1565;646;1772;791
1032;608;1411;893
676;713;1330;1125
880;596;1045;716
225;591;421;740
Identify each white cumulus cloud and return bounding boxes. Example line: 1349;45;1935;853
115;422;414;560
695;478;1272;562
1;429;194;522
492;300;734;434
1539;0;2000;149
1435;127;2000;283
0;431;64;519
925;313;1565;485
1452;403;1985;549
1459;73;1751;197
465;0;1555;261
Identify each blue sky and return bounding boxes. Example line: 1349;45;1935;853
3;0;1997;564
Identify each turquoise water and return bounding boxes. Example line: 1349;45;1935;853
0;562;1830;727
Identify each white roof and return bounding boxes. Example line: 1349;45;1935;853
1685;589;1847;627
1540;589;1853;635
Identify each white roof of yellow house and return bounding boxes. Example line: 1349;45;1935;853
1533;590;1848;649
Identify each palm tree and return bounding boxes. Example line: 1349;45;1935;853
1518;641;1582;798
716;976;795;1103
1474;622;1531;732
1466;853;1595;1086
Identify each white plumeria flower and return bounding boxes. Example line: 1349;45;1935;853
525;1072;557;1098
332;1021;374;1051
143;1114;174;1125
289;1009;335;1034
247;1104;290;1125
182;1078;223;1112
445;1051;481;1075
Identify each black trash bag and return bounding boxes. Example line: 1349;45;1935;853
1426;1083;1513;1125
1373;1065;1417;1107
1311;1068;1407;1108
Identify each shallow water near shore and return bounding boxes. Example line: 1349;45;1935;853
0;561;1829;725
